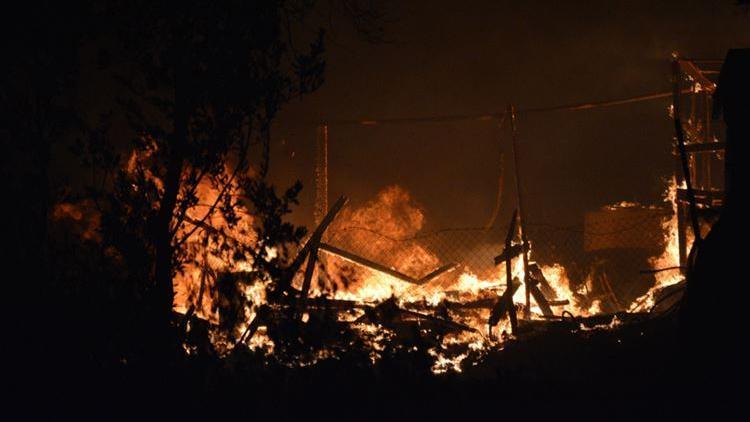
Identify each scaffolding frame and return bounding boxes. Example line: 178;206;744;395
671;56;725;268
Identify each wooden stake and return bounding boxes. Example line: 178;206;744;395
296;241;320;319
509;105;532;320
504;209;519;333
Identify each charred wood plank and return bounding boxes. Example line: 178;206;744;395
296;242;320;318
528;263;557;300
281;196;348;289
318;242;419;284
503;210;519;332
527;281;554;317
489;278;521;327
494;242;529;265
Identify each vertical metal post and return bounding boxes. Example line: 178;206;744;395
509;105;532;319
314;124;329;226
677;202;687;268
672;64;688;269
672;57;703;247
704;92;712;191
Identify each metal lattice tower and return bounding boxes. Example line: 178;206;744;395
314;124;329;225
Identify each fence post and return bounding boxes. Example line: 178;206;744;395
509;104;532;319
505;210;519;333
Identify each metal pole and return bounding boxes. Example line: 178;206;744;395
509;104;532;319
314;124;329;226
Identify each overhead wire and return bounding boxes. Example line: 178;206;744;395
318;91;673;126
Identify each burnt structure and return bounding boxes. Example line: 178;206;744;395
671;56;726;268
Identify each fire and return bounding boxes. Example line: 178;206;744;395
323;185;440;290
311;186;445;303
629;178;687;312
124;142;273;351
310;186;604;355
172;174;259;321
159;161;685;363
53;142;689;372
296;179;684;373
456;270;504;296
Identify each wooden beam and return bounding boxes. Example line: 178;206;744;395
528;263;557;300
488;278;521;329
503;209;519;333
494;242;529;266
678;59;717;93
682;142;726;153
318;242;418;284
281;196;348;288
527;281;554;317
296;241;320;318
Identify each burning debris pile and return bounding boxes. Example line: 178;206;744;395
52;147;688;373
185;181;685;372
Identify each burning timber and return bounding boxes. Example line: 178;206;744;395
103;144;690;371
56;167;686;373
218;188;685;372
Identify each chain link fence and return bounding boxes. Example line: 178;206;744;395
321;206;672;310
279;104;681;312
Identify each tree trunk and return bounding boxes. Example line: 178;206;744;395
152;80;188;350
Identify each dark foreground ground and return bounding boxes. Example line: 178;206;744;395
18;308;743;420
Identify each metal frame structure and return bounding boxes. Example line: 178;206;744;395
671;56;725;268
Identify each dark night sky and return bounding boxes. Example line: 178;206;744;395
268;0;749;230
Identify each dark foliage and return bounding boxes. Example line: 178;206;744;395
3;0;329;388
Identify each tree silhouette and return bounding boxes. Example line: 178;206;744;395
85;1;327;354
